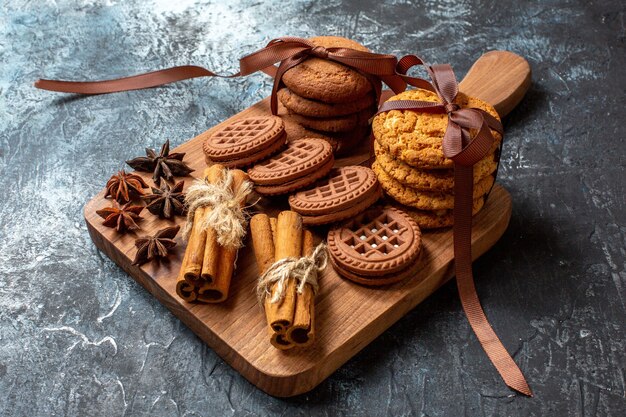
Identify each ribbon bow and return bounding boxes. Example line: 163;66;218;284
376;56;532;397
378;55;503;166
34;36;407;115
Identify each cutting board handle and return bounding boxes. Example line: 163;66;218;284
459;51;531;118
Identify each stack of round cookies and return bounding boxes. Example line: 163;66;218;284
371;89;502;229
278;36;380;155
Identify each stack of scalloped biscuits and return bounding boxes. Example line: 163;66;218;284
278;36;380;155
202;116;286;167
288;166;382;225
371;88;502;229
327;206;423;286
248;138;334;195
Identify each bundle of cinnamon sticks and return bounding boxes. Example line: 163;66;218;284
176;164;248;303
251;211;317;349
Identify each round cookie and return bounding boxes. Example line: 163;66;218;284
279;103;371;152
289;166;379;215
329;250;423;286
289;166;382;224
282;112;371;151
203;116;286;167
372;89;502;169
287;106;374;133
299;186;382;225
253;156;335;196
372;161;495;210
374;140;498;191
327;206;422;278
282;36;379;103
278;88;376;118
280;112;337;147
388;197;486;229
206;132;286;168
248;139;333;186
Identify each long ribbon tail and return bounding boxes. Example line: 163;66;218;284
454;164;532;397
33;64;280;95
34;65;230;94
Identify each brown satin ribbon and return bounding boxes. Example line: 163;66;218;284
377;55;532;397
34;37;407;114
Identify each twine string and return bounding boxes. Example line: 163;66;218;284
182;170;253;249
257;243;327;305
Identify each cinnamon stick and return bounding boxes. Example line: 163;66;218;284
181;206;208;286
270;332;293;350
181;165;225;286
250;214;275;276
265;211;302;333
287;229;315;346
269;217;277;243
200;227;219;284
196;164;227;283
251;214;294;350
176;280;198;303
198;168;249;303
176;164;248;303
250;213;297;350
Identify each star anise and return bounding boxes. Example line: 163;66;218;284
96;203;144;233
132;225;180;266
126;140;193;185
105;170;149;204
142;181;186;219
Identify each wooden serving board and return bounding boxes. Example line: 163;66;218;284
84;51;529;397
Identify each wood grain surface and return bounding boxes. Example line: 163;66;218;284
83;51;525;397
459;51;531;118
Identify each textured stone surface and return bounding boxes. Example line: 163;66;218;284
1;0;625;415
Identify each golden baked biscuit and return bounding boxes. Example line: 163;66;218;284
374;140;498;192
372;89;502;169
372;161;495;210
387;197;486;229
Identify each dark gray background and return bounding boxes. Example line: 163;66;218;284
1;0;624;416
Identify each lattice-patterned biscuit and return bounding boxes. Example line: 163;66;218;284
289;166;379;216
299;185;382;225
327;206;422;277
329;250;423;286
248;139;333;186
253;156;335;196
204;132;286;168
203;116;285;164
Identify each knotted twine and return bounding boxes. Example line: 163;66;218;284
256;243;327;306
182;170;253;249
